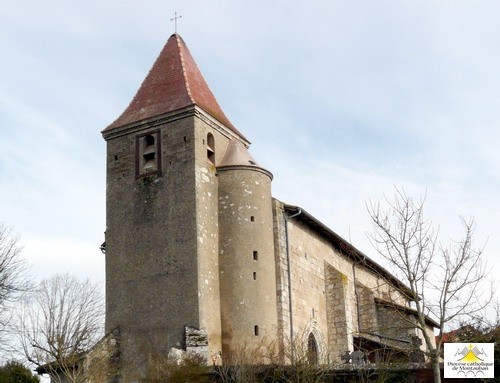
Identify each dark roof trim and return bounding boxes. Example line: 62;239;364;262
35;328;120;375
374;297;440;328
283;204;416;300
36;356;82;375
356;332;410;346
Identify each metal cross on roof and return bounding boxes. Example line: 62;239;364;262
170;12;182;33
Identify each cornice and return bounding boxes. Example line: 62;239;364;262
101;105;250;146
102;107;196;140
217;164;273;180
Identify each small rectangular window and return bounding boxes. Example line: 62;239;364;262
253;272;257;280
254;325;259;336
250;216;255;222
253;251;258;261
207;133;215;164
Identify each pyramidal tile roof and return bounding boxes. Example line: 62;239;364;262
105;34;245;139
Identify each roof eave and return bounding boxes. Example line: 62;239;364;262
283;203;417;301
374;297;440;328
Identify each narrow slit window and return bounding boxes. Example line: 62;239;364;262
207;133;215;164
254;325;259;336
253;272;257;280
253;251;258;261
250;216;255;222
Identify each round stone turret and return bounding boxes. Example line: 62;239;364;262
217;139;278;358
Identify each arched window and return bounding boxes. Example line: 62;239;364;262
307;333;318;365
144;134;155;147
207;133;215;164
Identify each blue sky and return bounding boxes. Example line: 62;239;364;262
0;1;498;309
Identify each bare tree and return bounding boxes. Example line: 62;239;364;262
0;223;30;350
17;273;104;383
367;187;494;383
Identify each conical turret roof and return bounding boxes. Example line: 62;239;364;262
217;139;273;179
105;34;245;140
218;139;260;168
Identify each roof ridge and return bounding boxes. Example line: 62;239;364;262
176;34;195;105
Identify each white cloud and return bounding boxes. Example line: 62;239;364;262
0;1;498;341
22;235;104;283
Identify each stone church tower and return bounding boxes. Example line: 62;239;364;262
102;33;277;381
101;33;437;383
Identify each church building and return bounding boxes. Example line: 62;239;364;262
101;33;437;382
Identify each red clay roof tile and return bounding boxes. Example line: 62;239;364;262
105;34;245;140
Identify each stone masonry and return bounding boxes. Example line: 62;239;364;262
100;33;437;383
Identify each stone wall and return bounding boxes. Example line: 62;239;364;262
103;107;238;380
272;205;427;363
218;162;277;360
357;283;377;333
272;200;291;362
279;215;357;363
193;110;233;358
375;303;415;342
104;110;202;380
